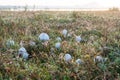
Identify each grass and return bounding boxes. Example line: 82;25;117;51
0;11;120;80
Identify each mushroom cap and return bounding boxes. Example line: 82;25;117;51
6;39;15;47
76;59;82;64
62;29;68;37
94;56;103;62
18;47;29;60
22;52;29;59
39;33;49;41
18;47;27;55
55;42;61;49
64;54;72;62
75;36;81;42
56;37;62;42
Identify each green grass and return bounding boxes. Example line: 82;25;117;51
0;11;120;80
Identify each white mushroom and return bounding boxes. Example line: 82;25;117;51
76;59;82;65
62;29;68;38
6;39;14;48
22;52;29;60
18;47;29;60
94;56;103;62
56;37;62;42
55;42;61;49
18;47;27;53
64;54;72;62
39;33;49;41
75;36;81;42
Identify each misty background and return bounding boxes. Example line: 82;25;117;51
0;0;120;10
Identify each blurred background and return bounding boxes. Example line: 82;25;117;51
0;0;120;11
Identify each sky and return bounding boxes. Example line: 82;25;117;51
0;0;120;8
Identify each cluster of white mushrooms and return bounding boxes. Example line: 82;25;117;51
6;29;104;64
18;47;29;60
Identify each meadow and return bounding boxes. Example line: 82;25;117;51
0;11;120;80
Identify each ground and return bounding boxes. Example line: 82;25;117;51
0;11;120;80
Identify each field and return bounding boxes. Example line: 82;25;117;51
0;11;120;80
